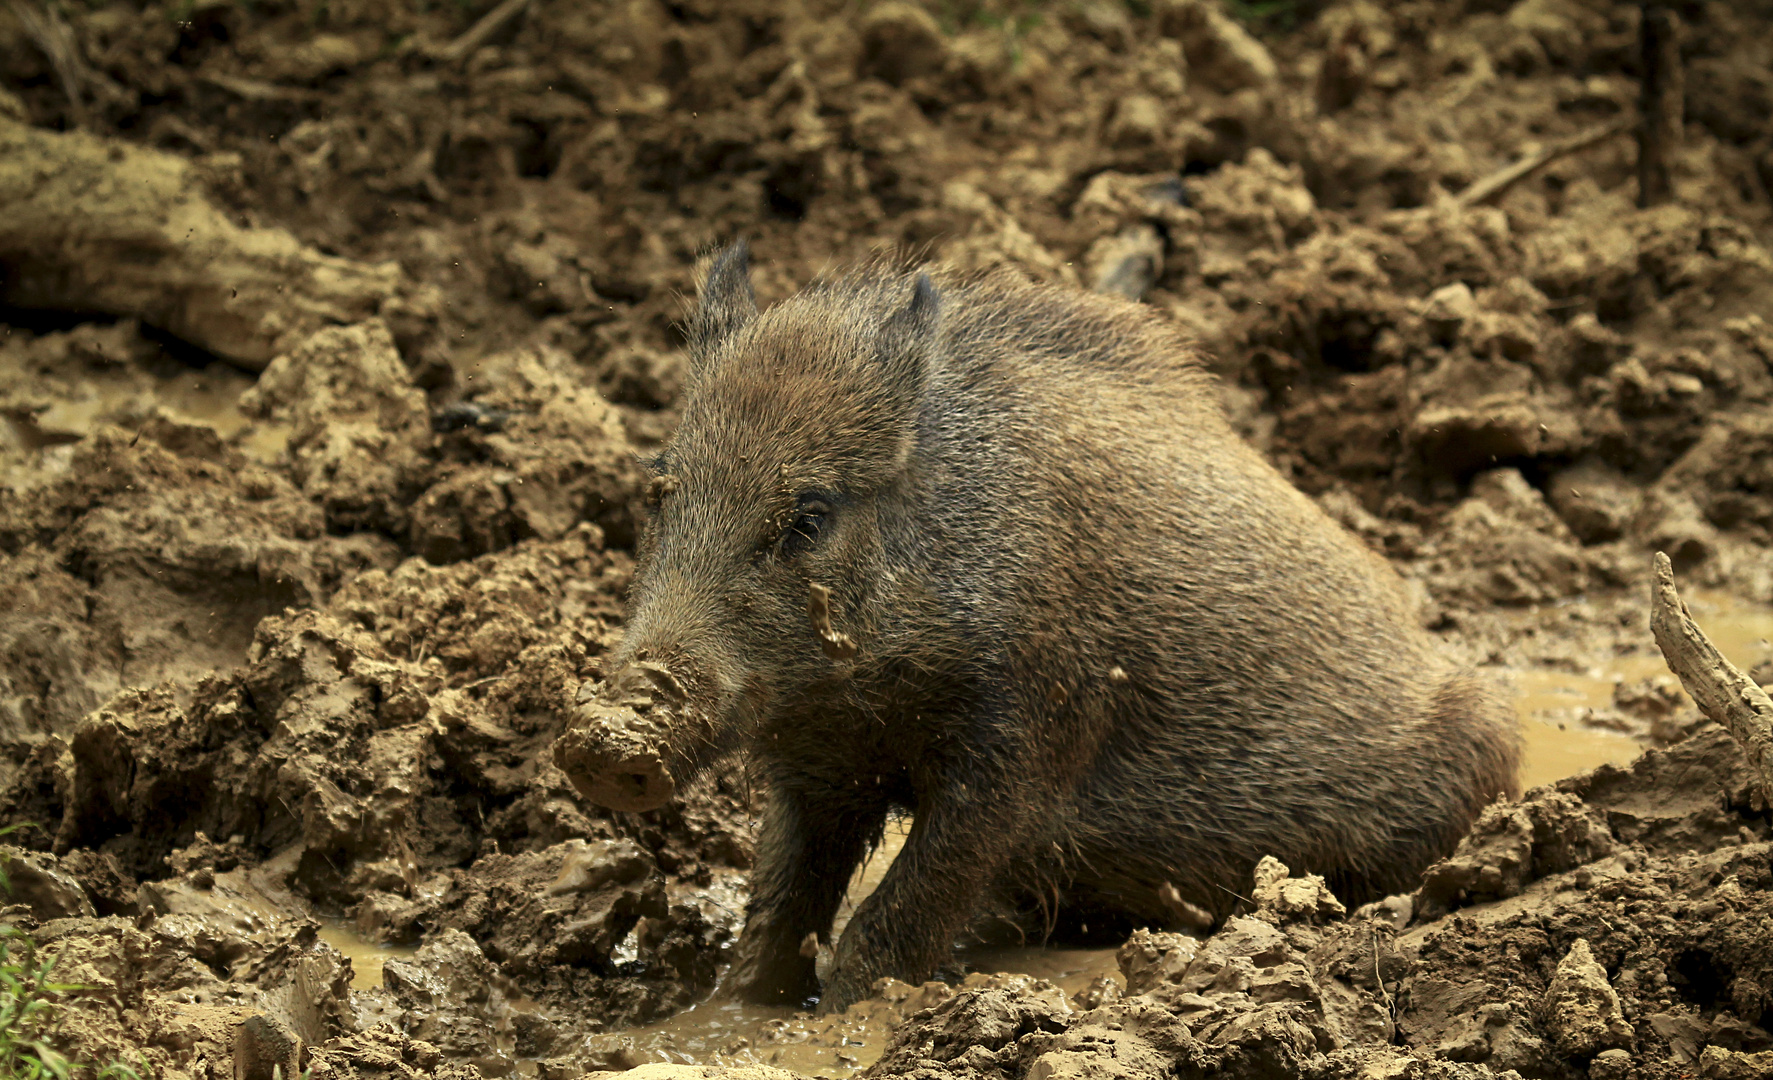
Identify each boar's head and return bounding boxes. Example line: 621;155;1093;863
554;242;941;811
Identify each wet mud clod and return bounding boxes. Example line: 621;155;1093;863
805;583;858;663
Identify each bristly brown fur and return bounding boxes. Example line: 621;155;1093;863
602;246;1522;1012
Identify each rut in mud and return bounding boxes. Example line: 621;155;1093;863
2;0;1773;1078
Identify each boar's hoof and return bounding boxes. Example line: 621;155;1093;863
553;710;677;812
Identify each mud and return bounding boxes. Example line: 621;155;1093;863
2;0;1773;1077
1509;590;1773;788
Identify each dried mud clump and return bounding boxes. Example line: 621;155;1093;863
238;321;432;535
412;344;645;561
0;859;364;1080
0;427;393;749
0;434;751;1076
3;0;1773;1076
14;511;752;877
240;322;644;560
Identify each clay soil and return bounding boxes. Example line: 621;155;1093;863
2;1;1773;1079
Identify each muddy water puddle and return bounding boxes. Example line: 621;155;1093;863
580;997;884;1076
585;949;1118;1078
0;354;290;462
1509;590;1773;789
316;921;420;991
567;819;1118;1077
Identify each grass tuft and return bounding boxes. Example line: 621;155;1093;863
0;826;146;1080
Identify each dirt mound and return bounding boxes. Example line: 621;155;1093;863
3;0;1773;1076
0;426;390;749
0;417;751;1077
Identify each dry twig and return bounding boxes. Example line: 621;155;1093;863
807;582;859;661
1456;118;1634;208
432;0;534;63
1372;929;1397;1023
1649;551;1773;802
1157;881;1214;931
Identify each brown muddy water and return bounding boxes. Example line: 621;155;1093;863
318;921;421;992
1510;590;1773;789
0;357;291;461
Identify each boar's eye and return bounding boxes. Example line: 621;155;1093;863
779;495;830;559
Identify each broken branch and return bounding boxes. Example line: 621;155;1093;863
1456;118;1634;208
1649;551;1773;802
431;0;534;63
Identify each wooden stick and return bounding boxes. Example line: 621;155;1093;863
1636;3;1683;207
1649;552;1773;802
432;0;534;63
1456;118;1634;208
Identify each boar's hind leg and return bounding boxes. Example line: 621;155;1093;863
722;781;883;1006
821;779;1025;1012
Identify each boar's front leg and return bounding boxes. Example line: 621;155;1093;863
723;778;883;1005
820;774;1030;1011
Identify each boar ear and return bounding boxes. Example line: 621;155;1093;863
688;241;757;358
876;273;940;410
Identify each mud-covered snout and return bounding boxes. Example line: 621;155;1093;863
552;660;692;813
553;706;677;812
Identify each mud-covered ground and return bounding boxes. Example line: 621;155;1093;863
1;1;1772;1078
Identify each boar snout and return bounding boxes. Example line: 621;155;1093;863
552;660;690;813
554;712;676;811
